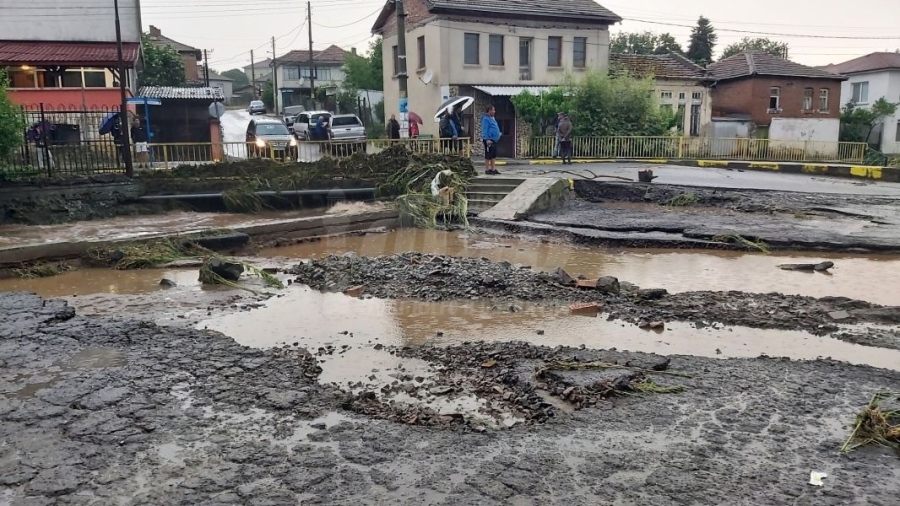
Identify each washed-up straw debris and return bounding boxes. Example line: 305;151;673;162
841;391;900;454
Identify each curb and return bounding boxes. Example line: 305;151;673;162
479;158;898;182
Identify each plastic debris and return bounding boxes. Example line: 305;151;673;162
809;471;827;486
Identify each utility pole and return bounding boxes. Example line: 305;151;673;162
113;0;133;176
203;49;210;86
250;49;256;97
395;0;409;138
307;1;315;107
271;37;279;114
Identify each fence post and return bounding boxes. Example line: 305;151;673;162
163;145;169;170
39;103;52;178
678;136;684;159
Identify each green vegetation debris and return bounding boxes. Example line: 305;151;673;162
222;182;267;213
711;233;771;254
12;262;73;279
630;380;686;394
841;391;900;454
197;260;283;294
87;237;209;270
664;193;698;207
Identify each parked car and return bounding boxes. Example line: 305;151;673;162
329;114;367;154
245;118;297;160
281;105;305;129
291;110;332;140
247;100;266;115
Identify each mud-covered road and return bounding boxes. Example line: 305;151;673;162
2;284;900;505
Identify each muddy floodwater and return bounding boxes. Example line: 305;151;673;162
261;229;900;305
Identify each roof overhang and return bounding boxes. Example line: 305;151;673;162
473;85;555;96
0;41;140;67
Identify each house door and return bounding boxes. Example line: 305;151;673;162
496;117;514;158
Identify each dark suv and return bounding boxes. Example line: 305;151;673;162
245;118;297;160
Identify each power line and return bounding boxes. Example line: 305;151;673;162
311;6;382;29
624;18;900;40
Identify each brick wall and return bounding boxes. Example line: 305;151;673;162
711;77;843;127
378;0;432;37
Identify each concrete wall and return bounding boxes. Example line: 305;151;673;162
769;117;840;155
0;0;142;43
839;70;900;153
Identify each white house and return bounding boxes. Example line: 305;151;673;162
371;0;621;158
271;45;348;113
822;52;900;154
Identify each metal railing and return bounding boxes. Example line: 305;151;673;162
522;136;870;164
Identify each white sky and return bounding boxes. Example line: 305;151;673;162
138;0;900;71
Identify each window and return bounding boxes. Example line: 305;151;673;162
489;35;504;66
896;120;900;142
62;70;83;88
851;81;869;103
547;36;562;67
464;33;479;65
769;87;781;111
660;90;673;101
678;92;686;101
83;70;107;87
692;91;702;101
6;67;36;87
676;104;686;135
690;104;701;136
519;38;533;67
819;89;829;112
417;36;426;70
392;45;399;75
285;67;300;80
573;37;586;68
803;88;814;111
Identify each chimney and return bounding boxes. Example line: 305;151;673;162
149;25;161;37
351;47;357;55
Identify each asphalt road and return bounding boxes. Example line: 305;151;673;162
499;162;900;197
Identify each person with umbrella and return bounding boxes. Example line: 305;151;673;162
481;105;501;175
130;117;149;168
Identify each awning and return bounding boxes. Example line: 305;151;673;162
472;85;555;96
138;86;225;101
0;41;140;66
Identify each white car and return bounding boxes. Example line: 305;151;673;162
291;110;332;140
329;114;366;142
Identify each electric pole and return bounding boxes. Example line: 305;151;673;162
250;49;256;97
203;49;210;86
271;37;279;113
113;0;133;176
307;1;315;106
395;0;409;138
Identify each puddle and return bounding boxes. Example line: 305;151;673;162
0;268;204;297
259;229;900;306
1;347;127;399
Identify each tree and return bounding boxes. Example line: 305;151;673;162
721;38;788;59
610;31;683;55
566;71;670;137
840;98;899;145
0;71;26;160
139;34;187;86
686;16;717;65
262;79;274;110
221;68;250;87
343;38;383;91
510;88;572;136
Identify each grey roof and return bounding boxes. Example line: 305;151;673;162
206;69;234;82
820;52;900;75
243;58;272;70
611;53;707;80
138;86;225;100
708;51;845;82
428;0;621;21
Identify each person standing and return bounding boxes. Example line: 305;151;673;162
552;112;563;158
481;105;501;175
130;118;149;168
557;113;573;165
408;120;419;139
448;106;464;153
388;114;401;141
111;116;126;166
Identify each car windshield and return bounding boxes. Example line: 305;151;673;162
256;123;289;135
332;116;361;127
250;101;264;107
309;113;330;124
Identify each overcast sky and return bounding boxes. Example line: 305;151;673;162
138;0;900;71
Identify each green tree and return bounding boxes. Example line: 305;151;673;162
262;79;274;110
510;87;572;136
139;34;187;86
221;68;250;87
840;98;899;144
566;71;670;137
721;37;788;59
343;38;383;91
610;31;683;55
0;71;26;160
686;16;717;65
334;89;358;114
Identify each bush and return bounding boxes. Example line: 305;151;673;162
0;71;26;160
567;71;670;137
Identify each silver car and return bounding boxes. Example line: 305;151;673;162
246;118;297;160
330;114;366;142
247;100;266;115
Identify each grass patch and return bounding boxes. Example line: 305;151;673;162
630;380;686;394
12;262;73;279
711;233;771;254
664;193;698;207
841;391;900;454
87;237;209;270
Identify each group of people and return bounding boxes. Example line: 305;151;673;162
109;117;150;167
387;114;419;139
553;112;574;164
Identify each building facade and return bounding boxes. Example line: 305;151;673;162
707;52;845;150
272;46;348;113
372;0;620;158
146;25;203;83
610;53;712;137
0;0;142;110
822;52;900;154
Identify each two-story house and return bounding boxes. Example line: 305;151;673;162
0;0;142;111
372;0;621;158
272;45;348;113
610;53;712;137
707;52;846;150
821;52;900;154
243;59;272;82
146;25;202;83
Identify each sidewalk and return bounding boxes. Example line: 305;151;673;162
472;158;899;183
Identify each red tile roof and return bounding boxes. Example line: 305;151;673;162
0;41;140;66
820;52;900;75
708;51;844;82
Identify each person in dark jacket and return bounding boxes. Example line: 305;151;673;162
481;105;501;175
130;118;149;167
388;114;401;140
557;113;574;165
111;117;126;166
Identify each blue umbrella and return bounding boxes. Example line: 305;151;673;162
99;112;121;135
